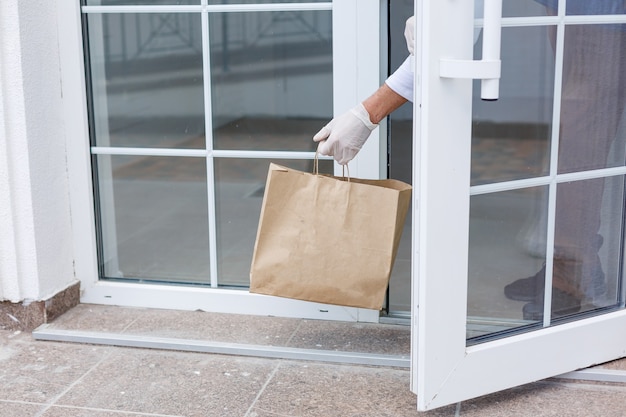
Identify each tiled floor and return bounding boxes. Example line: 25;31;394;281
2;304;625;417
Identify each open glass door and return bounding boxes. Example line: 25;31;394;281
411;0;626;410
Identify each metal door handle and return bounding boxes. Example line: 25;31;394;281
439;0;502;100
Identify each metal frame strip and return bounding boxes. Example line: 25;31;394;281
32;326;410;368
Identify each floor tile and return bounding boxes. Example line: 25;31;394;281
47;304;142;333
250;361;456;417
124;308;302;346
0;401;46;417
54;347;278;417
288;320;410;356
459;380;626;417
41;406;177;416
0;331;109;404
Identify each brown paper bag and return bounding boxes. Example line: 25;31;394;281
249;162;412;310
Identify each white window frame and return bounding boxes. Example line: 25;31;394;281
57;0;385;322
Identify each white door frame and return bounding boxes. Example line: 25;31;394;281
58;0;385;322
410;0;626;410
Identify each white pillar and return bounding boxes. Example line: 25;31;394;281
0;0;76;303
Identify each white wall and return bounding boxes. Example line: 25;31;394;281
0;1;76;302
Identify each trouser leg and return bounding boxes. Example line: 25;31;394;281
552;25;626;300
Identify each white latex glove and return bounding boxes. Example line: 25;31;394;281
404;16;415;55
313;103;377;165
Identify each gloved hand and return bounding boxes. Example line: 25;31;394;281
313;103;377;165
404;16;415;55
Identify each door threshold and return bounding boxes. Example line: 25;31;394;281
32;324;411;368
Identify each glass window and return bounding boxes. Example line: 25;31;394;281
84;4;334;288
471;26;554;186
96;155;210;284
86;13;205;149
210;11;332;151
502;0;555;18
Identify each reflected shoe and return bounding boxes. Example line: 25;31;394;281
504;265;545;302
521;288;581;321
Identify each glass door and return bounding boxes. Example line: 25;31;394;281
76;0;386;321
412;0;626;410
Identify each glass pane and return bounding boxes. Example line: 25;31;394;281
96;155;210;284
467;187;547;340
215;158;334;287
466;180;624;340
210;10;332;151
516;177;625;323
545;177;624;318
557;24;626;173
468;14;626;343
387;1;414;314
86;13;205;148
565;1;626;15
502;0;555;17
387;116;412;313
471;26;554;186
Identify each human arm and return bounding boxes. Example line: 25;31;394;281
313;16;414;165
312;83;408;165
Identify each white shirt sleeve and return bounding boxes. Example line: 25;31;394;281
385;56;414;102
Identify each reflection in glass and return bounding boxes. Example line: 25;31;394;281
557;24;626;174
565;1;626;15
467;187;547;341
210;11;332;151
214;158;333;287
471;26;554;186
86;13;205;148
96;155;210;284
387;1;414;314
547;177;625;319
502;0;554;18
387;114;412;313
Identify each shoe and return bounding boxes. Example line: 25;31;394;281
504;265;545;302
504;260;606;303
522;288;581;321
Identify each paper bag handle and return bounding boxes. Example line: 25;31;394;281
314;152;350;182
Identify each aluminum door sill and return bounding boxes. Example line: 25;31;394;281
32;324;410;368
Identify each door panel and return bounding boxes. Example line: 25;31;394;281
412;0;626;410
76;0;384;322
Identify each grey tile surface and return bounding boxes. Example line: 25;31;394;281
459;381;626;417
249;361;456;417
41;408;165;417
5;305;626;417
0;401;46;416
0;330;108;404
289;320;410;355
54;347;277;417
124;308;302;346
48;304;141;333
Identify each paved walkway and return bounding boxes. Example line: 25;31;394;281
1;304;625;416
